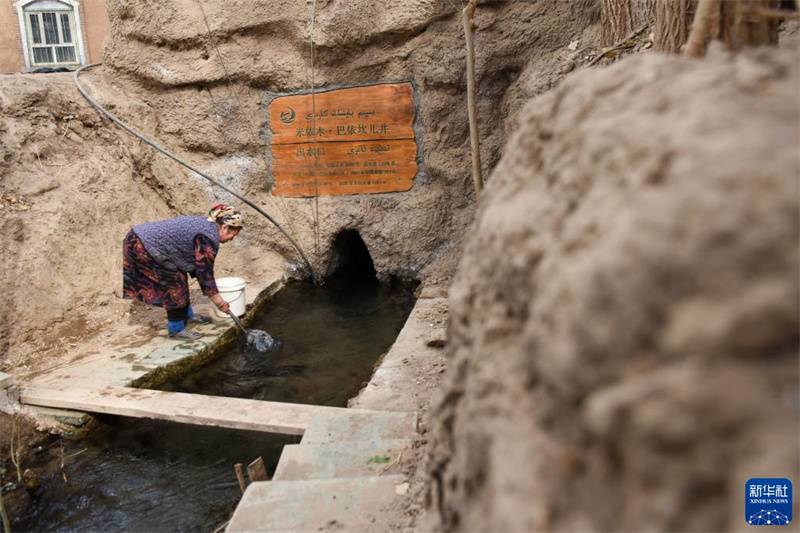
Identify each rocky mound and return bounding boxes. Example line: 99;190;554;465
427;46;799;531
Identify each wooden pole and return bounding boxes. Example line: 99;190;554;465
463;0;484;198
684;0;720;58
234;463;247;493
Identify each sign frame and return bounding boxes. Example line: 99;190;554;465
263;81;423;197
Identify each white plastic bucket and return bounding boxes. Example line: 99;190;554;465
213;277;247;318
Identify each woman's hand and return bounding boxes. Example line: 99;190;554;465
210;293;230;315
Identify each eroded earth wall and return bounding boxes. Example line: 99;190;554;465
99;0;601;281
427;47;799;531
1;0;600;366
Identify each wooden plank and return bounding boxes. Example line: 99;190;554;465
247;456;269;482
271;139;416;197
19;387;373;436
267;83;418;197
235;463;247;493
268;83;415;145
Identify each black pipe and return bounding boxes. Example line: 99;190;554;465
73;62;319;285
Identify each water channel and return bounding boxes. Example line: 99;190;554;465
9;272;419;532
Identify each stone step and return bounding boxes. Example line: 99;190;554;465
226;475;408;532
0;372;14;389
301;411;417;444
273;439;412;481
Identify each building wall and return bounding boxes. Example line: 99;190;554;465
0;0;108;74
82;0;108;63
0;2;24;73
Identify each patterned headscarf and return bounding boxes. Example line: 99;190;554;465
207;204;244;227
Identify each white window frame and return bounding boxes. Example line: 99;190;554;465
15;0;86;71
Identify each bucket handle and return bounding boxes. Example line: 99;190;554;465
224;290;245;305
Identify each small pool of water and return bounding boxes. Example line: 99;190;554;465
158;276;420;407
9;276;418;532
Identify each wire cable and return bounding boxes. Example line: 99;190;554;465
309;0;322;267
195;0;308;261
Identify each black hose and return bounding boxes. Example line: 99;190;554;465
73;62;319;285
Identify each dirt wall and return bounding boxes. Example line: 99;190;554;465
427;47;800;531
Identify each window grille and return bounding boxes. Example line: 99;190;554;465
25;5;78;66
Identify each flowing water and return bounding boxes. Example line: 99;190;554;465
9;277;418;532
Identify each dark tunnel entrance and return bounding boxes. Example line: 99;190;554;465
327;229;378;286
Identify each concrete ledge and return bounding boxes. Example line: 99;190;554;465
274;439;412;480
227;475;408;532
301;411;417;444
350;295;447;412
0;372;14;389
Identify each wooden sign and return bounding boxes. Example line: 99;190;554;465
268;83;417;196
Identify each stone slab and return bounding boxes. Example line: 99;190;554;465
301;411;417;444
226;475;408;532
274;439;412;481
0;384;20;415
0;372;14;389
26;405;90;426
20;386;376;435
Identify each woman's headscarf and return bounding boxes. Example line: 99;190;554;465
207;204;244;227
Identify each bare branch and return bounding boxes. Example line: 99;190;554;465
10;414;23;484
685;0;720;58
463;0;484;198
588;24;648;67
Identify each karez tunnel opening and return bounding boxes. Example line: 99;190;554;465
327;229;378;285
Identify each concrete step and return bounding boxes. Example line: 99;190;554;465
0;372;14;389
273;439;412;481
301;411;417;444
226;475;408;532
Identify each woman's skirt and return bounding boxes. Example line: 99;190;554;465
122;230;189;310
